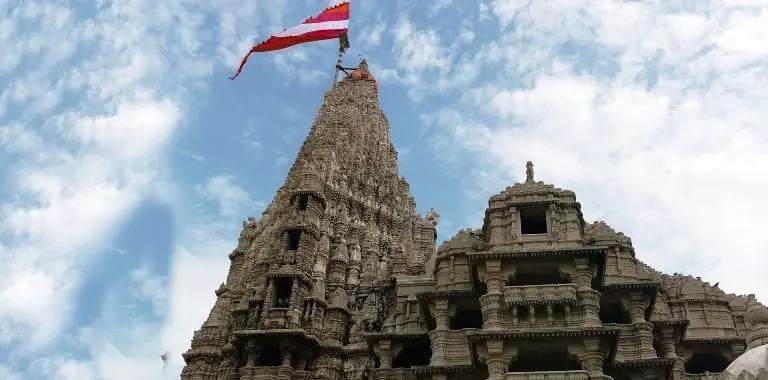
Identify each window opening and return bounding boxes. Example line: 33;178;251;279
519;205;548;235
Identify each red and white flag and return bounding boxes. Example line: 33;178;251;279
229;2;350;80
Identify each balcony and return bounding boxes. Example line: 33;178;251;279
504;284;578;306
504;370;589;380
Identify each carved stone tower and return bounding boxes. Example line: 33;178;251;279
180;60;438;380
181;63;768;380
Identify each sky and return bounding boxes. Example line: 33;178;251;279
1;0;767;378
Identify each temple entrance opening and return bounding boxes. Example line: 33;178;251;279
450;298;483;330
392;339;432;368
273;278;293;308
258;343;283;366
685;352;730;374
599;296;631;324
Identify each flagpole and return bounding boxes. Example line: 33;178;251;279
332;40;344;88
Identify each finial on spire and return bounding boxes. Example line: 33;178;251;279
525;161;534;183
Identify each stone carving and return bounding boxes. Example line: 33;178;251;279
181;60;764;380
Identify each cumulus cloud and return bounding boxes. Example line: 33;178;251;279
409;1;768;301
0;0;279;377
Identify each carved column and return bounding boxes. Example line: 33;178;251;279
430;298;453;366
485;339;509;380
573;258;600;326
661;328;678;359
264;279;275;310
579;337;611;380
628;292;647;324
481;259;505;330
287;279;301;328
378;340;393;369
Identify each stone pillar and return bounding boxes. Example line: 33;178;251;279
287;279;301;328
434;299;450;330
573;258;600;326
485;339;508;380
579;338;611;380
378;340;393;369
628;292;647;324
430;299;452;366
672;345;686;380
264;279;275;310
481;259;505;330
282;345;293;367
661;328;678;359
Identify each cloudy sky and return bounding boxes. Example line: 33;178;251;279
1;0;767;378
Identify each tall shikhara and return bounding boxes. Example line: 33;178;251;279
182;60;768;380
181;61;438;379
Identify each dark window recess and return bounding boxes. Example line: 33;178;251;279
259;343;283;366
392;339;432;368
274;278;293;308
298;194;309;211
685;353;730;374
508;350;581;372
599;298;632;324
450;307;484;330
519;205;548;234
287;230;301;250
510;267;567;286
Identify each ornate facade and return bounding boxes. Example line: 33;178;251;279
181;61;768;380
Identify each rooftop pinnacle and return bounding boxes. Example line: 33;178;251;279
525;160;535;183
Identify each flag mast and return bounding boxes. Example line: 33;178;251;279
332;32;351;88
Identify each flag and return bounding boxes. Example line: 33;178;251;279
229;2;351;80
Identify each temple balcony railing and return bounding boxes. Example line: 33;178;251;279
504;284;578;307
504;370;589;380
372;368;420;380
263;307;289;329
239;366;294;380
682;373;721;380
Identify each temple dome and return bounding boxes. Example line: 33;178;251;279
723;344;768;379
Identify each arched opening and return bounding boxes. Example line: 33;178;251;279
599;298;631;324
450;299;483;330
508;349;581;372
685;353;729;373
391;339;432;368
258;343;283;366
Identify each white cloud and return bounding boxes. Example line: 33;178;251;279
0;0;278;377
422;0;768;302
197;175;254;217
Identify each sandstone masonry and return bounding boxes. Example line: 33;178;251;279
180;61;768;380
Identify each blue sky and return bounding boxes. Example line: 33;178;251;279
2;0;768;378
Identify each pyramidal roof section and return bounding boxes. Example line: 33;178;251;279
221;58;437;311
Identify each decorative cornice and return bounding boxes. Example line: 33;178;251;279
465;326;622;341
363;331;429;342
467;247;605;261
416;290;477;300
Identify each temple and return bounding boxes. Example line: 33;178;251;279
180;60;768;380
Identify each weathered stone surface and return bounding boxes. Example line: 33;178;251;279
181;61;765;380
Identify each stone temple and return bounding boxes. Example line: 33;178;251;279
180;60;768;380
